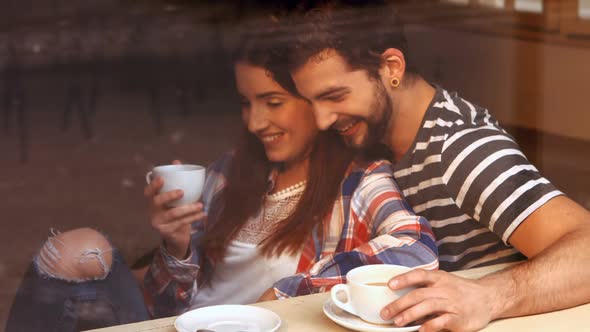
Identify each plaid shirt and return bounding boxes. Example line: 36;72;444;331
144;153;439;317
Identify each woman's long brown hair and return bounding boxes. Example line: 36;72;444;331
203;129;353;261
201;20;354;263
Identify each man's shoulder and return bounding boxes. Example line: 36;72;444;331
347;159;394;177
428;87;503;132
427;88;514;149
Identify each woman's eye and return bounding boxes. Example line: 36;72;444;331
267;99;284;108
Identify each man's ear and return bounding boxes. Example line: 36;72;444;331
381;48;406;79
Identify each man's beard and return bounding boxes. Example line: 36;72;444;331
352;79;393;152
369;80;393;143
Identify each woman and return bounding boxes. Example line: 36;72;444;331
5;27;438;332
141;31;438;317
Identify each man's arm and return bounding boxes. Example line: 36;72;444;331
381;196;590;332
485;195;590;318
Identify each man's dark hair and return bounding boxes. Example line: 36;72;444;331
287;2;416;79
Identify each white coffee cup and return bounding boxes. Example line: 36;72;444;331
331;264;415;325
145;164;206;207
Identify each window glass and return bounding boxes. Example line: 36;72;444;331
514;0;543;13
446;0;471;5
581;0;590;19
477;0;505;8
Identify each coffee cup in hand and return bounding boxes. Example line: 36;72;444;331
330;264;416;325
146;164;205;207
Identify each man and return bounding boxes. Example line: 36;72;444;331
285;5;590;332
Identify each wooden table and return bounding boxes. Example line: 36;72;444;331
88;263;590;332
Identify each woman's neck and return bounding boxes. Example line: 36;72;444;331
271;158;310;194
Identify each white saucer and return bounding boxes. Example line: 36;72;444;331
323;299;421;332
174;304;281;332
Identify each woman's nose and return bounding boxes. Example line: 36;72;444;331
246;107;269;133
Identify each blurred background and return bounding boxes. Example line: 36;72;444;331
1;0;589;328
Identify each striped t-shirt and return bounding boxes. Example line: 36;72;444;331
392;86;563;271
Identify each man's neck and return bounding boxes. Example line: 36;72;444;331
385;77;436;162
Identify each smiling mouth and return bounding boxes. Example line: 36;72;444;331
261;133;283;143
335;120;361;135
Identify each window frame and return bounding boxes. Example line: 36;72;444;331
441;0;590;37
507;0;560;32
561;0;590;36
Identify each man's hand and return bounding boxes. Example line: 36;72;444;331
380;269;498;332
256;288;278;303
145;161;206;259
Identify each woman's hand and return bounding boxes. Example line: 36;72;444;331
144;161;206;259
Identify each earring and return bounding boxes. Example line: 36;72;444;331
390;77;400;88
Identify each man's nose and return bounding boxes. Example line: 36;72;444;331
313;105;339;130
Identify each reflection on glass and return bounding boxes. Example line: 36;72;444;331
478;0;505;8
446;0;470;5
581;0;590;19
515;0;543;13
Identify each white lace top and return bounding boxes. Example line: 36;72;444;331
191;183;305;308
